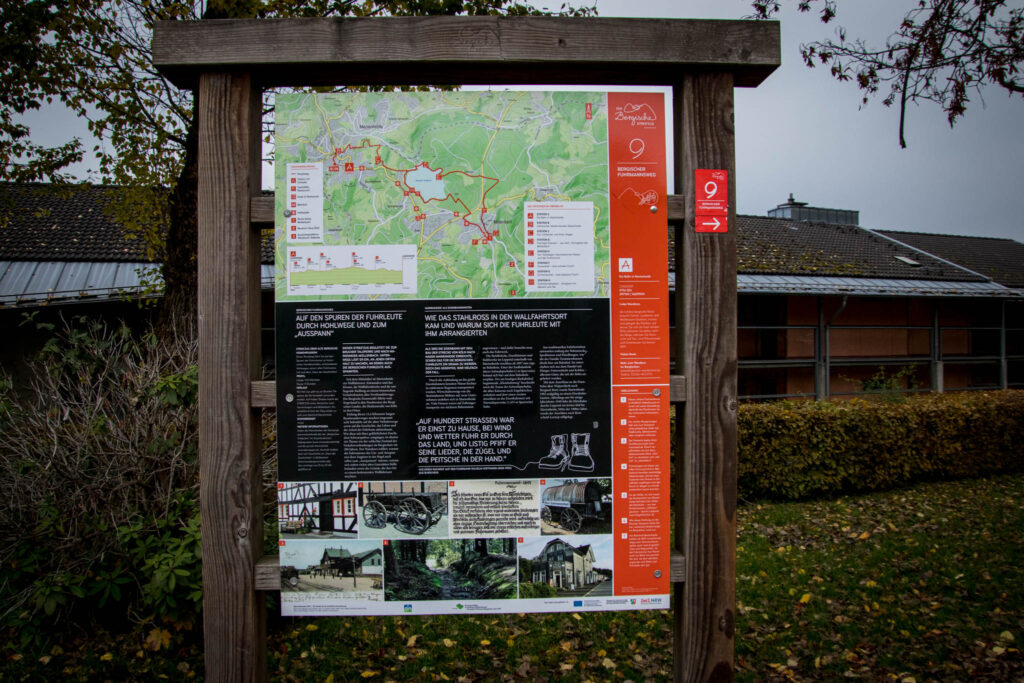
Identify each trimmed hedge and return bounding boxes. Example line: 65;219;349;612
738;390;1024;501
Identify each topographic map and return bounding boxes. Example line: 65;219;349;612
274;91;610;301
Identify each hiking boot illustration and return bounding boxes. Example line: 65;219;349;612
567;432;594;472
538;434;569;470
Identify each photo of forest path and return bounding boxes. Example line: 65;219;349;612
384;538;517;601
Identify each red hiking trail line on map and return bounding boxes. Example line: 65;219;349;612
330;140;501;241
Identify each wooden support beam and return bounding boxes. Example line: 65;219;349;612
153;17;779;90
673;73;739;682
198;72;267;683
251;376;686;409
251;379;275;408
255;555;280;591
670;374;687;404
252;193;686;228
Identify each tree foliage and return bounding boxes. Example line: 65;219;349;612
753;0;1024;147
2;0;594;335
0;1;107;182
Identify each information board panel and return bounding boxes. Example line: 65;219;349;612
275;91;669;615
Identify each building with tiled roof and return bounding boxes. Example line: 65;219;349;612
877;230;1024;290
0;183;273;307
2;184;1021;399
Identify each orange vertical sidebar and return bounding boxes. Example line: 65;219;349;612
607;92;670;598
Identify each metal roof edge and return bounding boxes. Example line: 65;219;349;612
735;273;1018;298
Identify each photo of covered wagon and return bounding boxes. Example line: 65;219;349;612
361;481;447;536
540;478;612;534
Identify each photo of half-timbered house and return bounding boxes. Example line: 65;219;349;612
277;481;358;538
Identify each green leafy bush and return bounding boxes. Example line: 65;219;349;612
738;391;1024;500
0;317;201;649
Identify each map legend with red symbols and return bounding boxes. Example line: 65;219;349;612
286;163;324;242
523;201;595;293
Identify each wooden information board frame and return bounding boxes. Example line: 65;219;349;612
152;16;780;682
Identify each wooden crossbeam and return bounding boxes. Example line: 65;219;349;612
153;17;779;90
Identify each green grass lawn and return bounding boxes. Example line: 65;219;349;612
3;474;1022;681
735;473;1024;681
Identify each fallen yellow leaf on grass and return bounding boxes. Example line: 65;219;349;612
145;627;172;652
100;653;114;661
360;671;377;678
406;635;419;647
442;638;455;648
857;531;870;540
306;624;319;631
572;613;582;621
799;593;812;604
602;657;616;669
479;639;490;646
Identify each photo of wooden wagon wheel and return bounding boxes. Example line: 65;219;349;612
362;500;388;529
559;507;583;533
395;497;432;535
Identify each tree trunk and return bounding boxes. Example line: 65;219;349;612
384;542;397;577
155;93;199;343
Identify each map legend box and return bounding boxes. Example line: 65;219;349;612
523;201;595;293
286;162;324;243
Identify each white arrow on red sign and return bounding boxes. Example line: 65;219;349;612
695;215;728;233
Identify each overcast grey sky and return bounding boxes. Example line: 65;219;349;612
26;0;1023;241
591;0;1023;241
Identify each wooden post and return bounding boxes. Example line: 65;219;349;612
197;71;266;682
673;73;739;682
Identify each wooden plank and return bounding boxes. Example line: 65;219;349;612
251;379;275;408
670;374;687;403
255;551;685;591
255;554;279;591
153;17;779;89
198;72;267;682
251;196;273;227
673;73;739;683
667;194;686;222
252;193;686;227
671;550;686;585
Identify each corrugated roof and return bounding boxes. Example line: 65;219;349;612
736;274;1015;297
877;230;1024;289
0;261;273;308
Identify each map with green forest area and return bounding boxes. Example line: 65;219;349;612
274;91;610;301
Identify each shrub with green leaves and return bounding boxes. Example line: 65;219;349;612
0;316;201;649
738;391;1024;500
